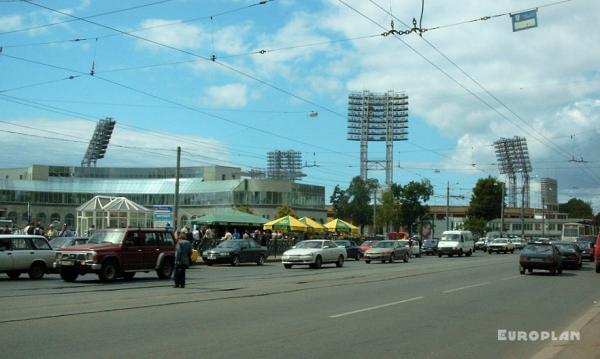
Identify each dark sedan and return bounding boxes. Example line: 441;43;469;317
519;242;562;275
202;239;267;266
575;240;594;262
552;241;583;269
49;236;88;249
421;239;438;255
334;240;362;260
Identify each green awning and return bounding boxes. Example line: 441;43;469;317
191;208;267;226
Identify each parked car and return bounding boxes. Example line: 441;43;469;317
421;239;438;255
398;239;421;258
363;240;409;264
54;228;175;282
49;236;88;250
0;235;55;279
437;230;474;257
552;241;583;269
359;240;380;253
575;240;594;262
474;239;487;251
511;238;526;250
334;240;362;260
519;242;562;275
488;238;515;254
202;239;267;266
281;239;346;269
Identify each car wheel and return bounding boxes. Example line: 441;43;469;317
466;250;472;257
403;253;409;263
60;268;78;282
557;267;563;275
99;261;119;282
416;253;421;258
206;261;214;266
284;264;292;269
336;255;344;267
488;250;493;254
389;253;395;263
7;271;21;279
519;267;525;275
355;253;361;261
231;255;240;266
28;262;46;280
458;249;463;257
449;253;454;257
528;268;533;273
256;255;265;266
550;267;557;276
123;272;136;280
365;260;371;264
438;253;442;258
157;258;174;279
314;255;322;269
511;249;514;254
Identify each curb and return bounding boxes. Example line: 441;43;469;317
531;299;600;359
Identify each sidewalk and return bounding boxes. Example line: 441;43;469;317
532;299;600;359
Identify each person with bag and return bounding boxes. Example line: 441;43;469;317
174;233;192;288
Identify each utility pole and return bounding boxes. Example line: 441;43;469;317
174;146;181;231
500;182;505;235
446;182;450;231
521;183;525;239
372;186;377;236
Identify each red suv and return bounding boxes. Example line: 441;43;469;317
54;228;175;282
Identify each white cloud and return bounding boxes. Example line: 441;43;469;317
0;15;22;32
201;83;250;108
135;19;206;50
0;118;230;168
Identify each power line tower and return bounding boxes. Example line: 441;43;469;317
267;150;305;182
347;90;408;185
81;117;116;167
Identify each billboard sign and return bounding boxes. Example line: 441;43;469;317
153;205;173;228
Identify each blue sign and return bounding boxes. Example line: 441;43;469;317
153;205;173;227
511;9;538;32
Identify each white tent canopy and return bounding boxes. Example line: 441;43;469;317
76;196;153;235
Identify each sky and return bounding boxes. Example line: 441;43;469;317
0;0;599;210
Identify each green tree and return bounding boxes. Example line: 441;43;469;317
467;177;503;221
330;185;349;219
377;188;400;231
559;198;593;219
391;180;434;232
346;176;376;231
276;205;296;218
464;216;487;235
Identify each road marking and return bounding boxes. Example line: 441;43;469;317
500;275;522;281
329;296;424;318
442;282;490;294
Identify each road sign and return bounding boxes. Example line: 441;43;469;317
153;205;173;228
511;9;538;32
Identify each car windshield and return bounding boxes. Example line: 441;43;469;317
553;243;577;251
523;244;553;253
441;234;460;241
373;241;395;248
50;237;71;248
423;240;437;246
294;241;323;249
576;241;590;249
362;241;375;246
217;241;241;249
88;231;125;244
493;239;507;243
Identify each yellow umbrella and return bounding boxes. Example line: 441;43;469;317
298;217;325;232
324;218;359;233
263;215;307;232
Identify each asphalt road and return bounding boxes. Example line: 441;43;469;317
2;252;599;359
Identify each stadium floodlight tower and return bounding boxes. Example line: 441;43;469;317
494;136;532;208
81;117;116;167
347;90;408;185
267;150;305;182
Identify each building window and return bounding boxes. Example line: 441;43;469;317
50;213;61;224
65;214;75;228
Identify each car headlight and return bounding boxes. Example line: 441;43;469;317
86;252;97;262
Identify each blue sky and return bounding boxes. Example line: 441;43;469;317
1;0;599;209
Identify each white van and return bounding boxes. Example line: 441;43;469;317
437;230;474;257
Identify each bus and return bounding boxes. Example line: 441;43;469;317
561;222;594;242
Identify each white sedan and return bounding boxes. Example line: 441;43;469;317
282;239;347;269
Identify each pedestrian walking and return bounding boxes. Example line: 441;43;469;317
46;224;58;239
174;233;192;288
